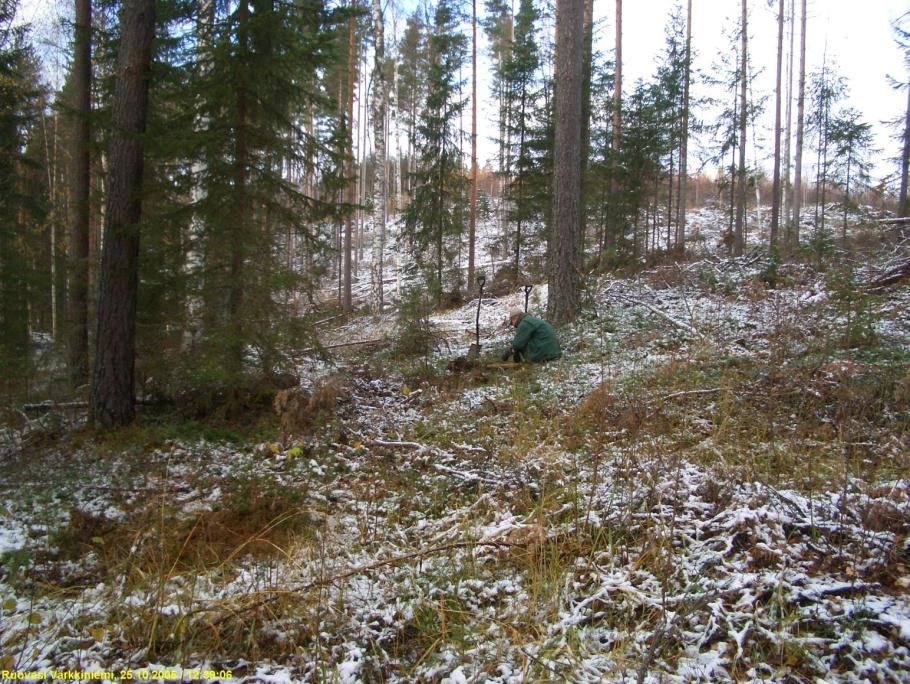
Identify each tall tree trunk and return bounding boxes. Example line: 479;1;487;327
547;0;585;326
229;0;249;377
676;0;692;253
468;0;477;290
579;0;594;254
782;0;794;245
770;0;784;253
734;0;748;257
343;2;357;311
68;0;92;388
899;80;910;218
370;0;386;313
791;0;807;247
607;0;621;253
89;0;155;428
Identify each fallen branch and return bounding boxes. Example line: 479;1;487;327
23;398;165;413
868;258;910;292
620;295;703;338
313;312;349;327
659;387;725;402
302;338;388;354
205;539;521;627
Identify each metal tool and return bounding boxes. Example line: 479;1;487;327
475;276;486;349
524;284;533;313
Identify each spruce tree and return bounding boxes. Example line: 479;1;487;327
402;0;467;301
502;0;541;274
808;63;847;237
0;3;46;398
829;108;874;241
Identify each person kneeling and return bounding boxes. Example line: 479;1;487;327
501;308;562;363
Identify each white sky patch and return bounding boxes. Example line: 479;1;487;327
14;0;909;183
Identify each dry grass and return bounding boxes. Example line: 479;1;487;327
274;374;347;436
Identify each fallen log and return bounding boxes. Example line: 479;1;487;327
23;398;165;413
869;258;910;292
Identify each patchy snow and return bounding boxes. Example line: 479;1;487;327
1;207;909;680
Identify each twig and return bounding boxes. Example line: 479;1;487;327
659;387;725;402
313;312;349;327
203;539;521;627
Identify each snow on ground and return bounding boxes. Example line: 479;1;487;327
1;207;909;680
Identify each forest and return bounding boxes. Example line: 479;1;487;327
1;0;910;679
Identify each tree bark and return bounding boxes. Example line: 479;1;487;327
676;0;692;252
547;0;585;325
734;0;748;257
89;0;155;428
468;0;477;290
770;0;784;253
370;0;386;313
607;0;621;253
579;0;594;253
782;0;794;245
343;1;357;311
68;0;92;388
791;0;807;247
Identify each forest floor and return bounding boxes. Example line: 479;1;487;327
1;210;910;682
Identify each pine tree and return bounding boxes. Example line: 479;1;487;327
791;0;807;246
548;0;585;325
676;0;692;252
468;0;477;290
90;0;156;427
67;0;92;388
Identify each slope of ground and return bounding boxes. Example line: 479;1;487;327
1;214;909;682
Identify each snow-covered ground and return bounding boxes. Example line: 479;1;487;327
1;207;909;681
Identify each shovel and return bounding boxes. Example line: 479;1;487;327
524;284;533;313
468;275;485;361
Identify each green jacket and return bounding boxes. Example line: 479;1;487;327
511;314;562;362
